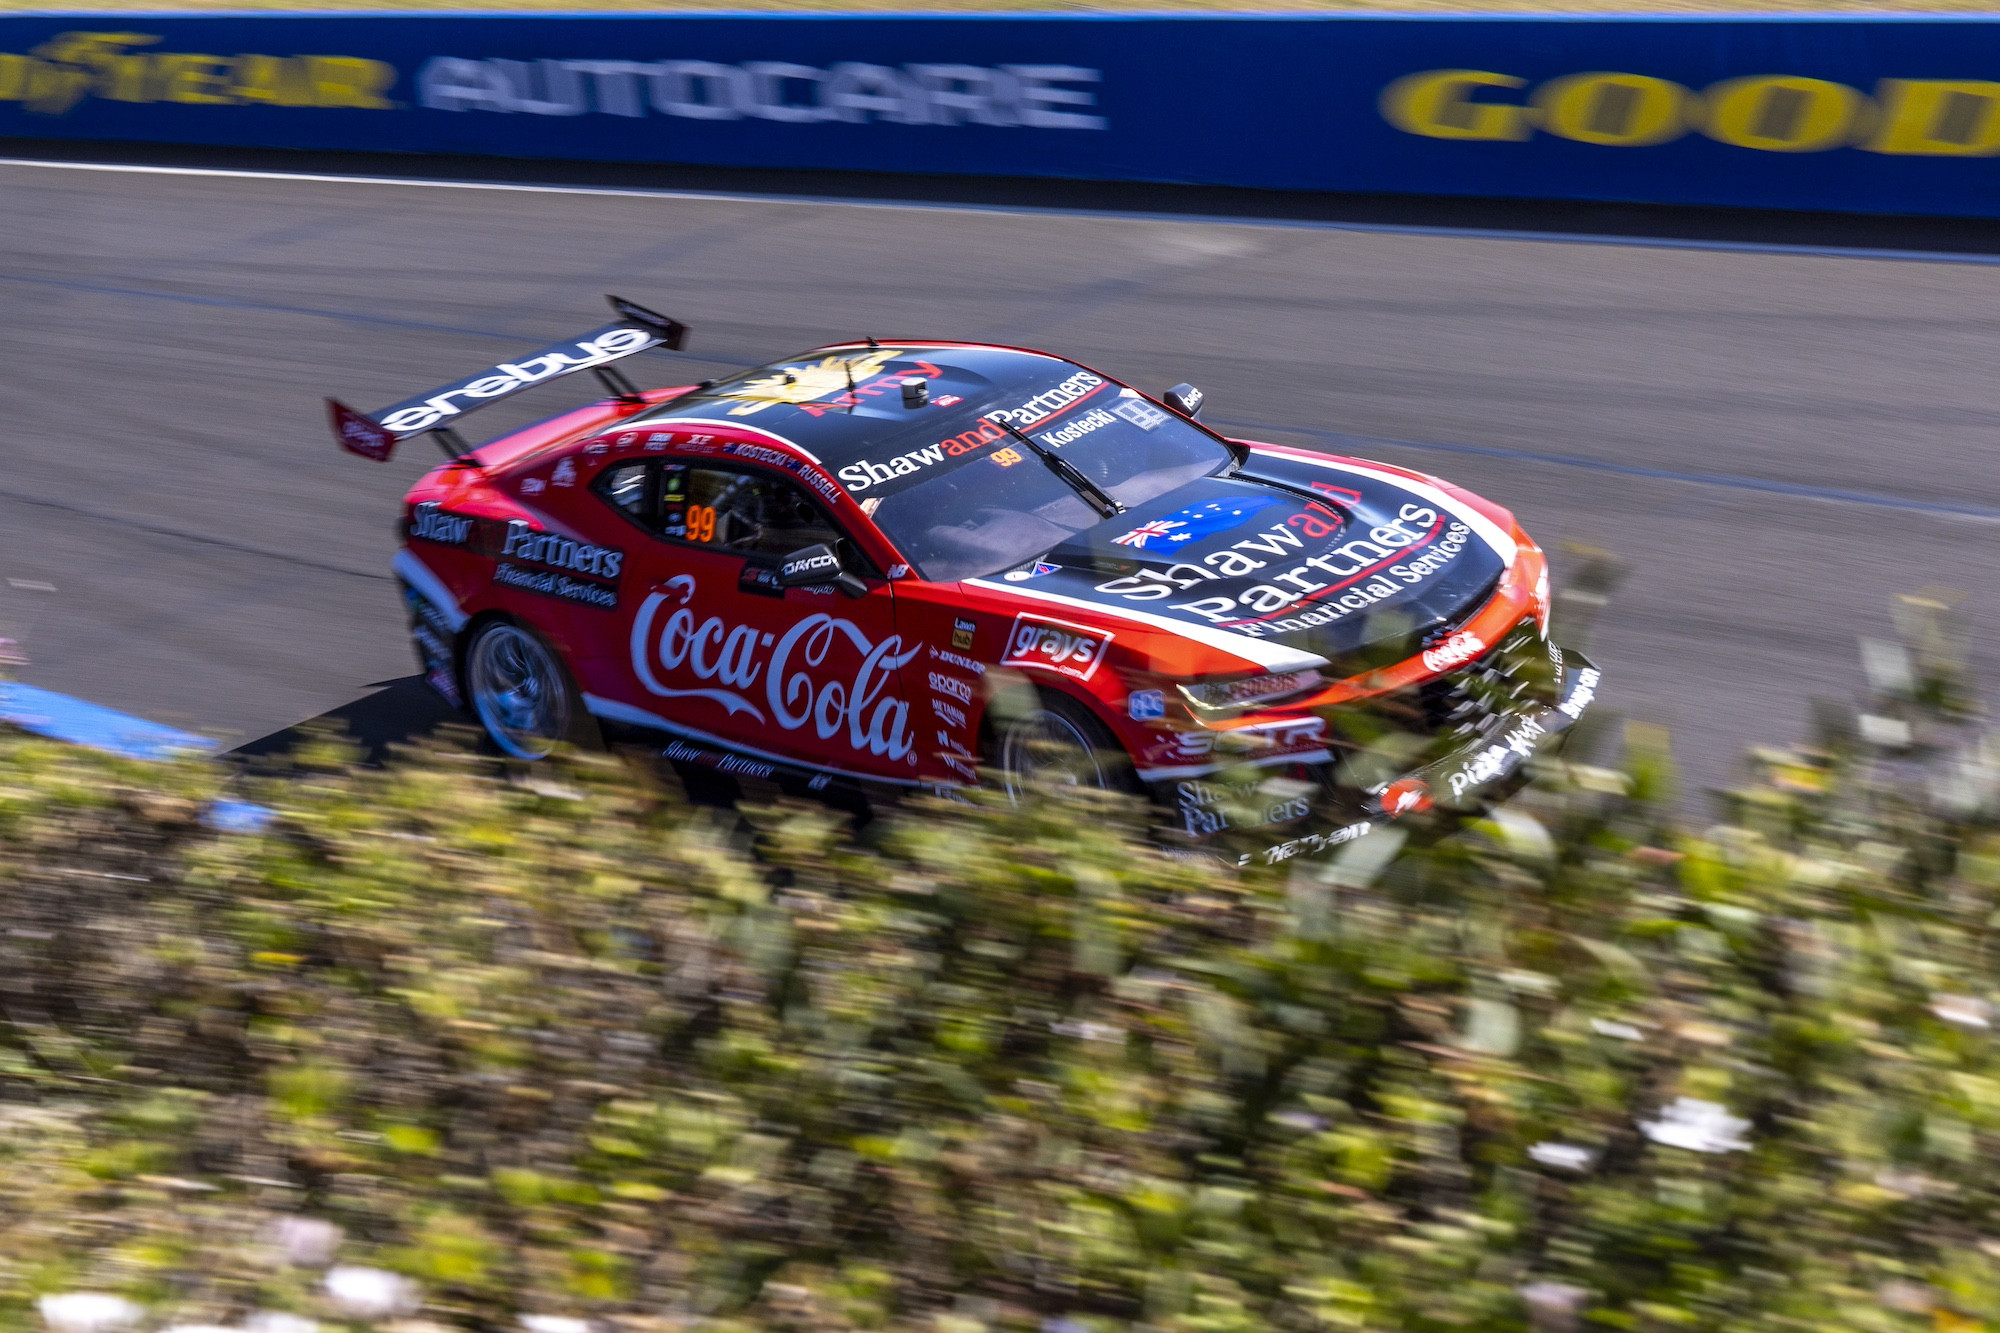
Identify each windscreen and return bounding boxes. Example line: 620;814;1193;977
638;346;1234;582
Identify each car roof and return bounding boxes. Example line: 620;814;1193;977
630;342;1088;470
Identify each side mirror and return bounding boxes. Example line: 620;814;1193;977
1164;383;1204;420
777;543;867;598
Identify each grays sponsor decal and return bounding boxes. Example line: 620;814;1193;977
409;501;474;547
1001;613;1112;683
495;563;619;609
378;327;656;436
987;370;1105;428
502;520;624;580
631;575;918;762
420;58;1105;130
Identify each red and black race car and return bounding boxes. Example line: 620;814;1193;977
331;297;1598;865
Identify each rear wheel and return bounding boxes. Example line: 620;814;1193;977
991;691;1138;800
465;620;592;760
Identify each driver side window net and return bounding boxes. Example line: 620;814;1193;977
663;465;846;560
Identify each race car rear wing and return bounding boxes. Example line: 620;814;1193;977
328;294;690;464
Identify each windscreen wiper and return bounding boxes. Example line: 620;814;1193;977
996;418;1125;519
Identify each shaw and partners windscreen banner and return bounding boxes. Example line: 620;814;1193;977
8;14;2000;215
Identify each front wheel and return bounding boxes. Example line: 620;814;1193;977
464;620;592;760
990;691;1138;800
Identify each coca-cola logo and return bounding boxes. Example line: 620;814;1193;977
1000;613;1112;683
1421;630;1486;674
630;576;918;762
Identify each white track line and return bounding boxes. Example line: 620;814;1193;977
4;153;1999;266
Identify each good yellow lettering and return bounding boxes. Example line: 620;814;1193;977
306;56;394;109
0;53;29;100
231;53;316;106
1535;72;1689;146
1379;69;1530;141
1865;79;2000;155
98;53;150;102
1701;75;1859;152
159;53;231;103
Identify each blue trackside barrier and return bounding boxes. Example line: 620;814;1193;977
6;13;2000;216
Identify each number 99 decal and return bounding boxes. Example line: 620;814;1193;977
687;504;718;543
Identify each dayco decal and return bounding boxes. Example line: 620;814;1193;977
987;370;1104;428
1001;614;1112;683
632;575;918;761
409;501;474;547
1;31;393;116
421;59;1105;129
1383;68;2000;157
380;328;655;435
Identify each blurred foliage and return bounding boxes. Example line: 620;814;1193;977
7;597;2000;1331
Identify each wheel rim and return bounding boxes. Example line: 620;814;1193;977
998;707;1111;799
468;624;569;760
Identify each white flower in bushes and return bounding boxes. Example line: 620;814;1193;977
271;1217;343;1268
323;1268;420;1321
1930;993;1991;1029
39;1295;143;1333
246;1315;319;1333
521;1318;594;1333
1527;1141;1594;1172
1639;1096;1752;1154
162;1324;237;1333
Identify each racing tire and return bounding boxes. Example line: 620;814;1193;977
464;619;597;761
990;690;1140;801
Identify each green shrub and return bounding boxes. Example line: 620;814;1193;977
3;602;2000;1333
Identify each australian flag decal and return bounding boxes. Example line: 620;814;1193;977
1109;494;1283;549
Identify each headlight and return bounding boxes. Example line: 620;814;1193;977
1177;669;1325;716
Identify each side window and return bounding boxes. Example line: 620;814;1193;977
663;465;849;561
596;461;652;523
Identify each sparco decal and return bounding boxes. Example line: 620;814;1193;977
379;327;655;435
501;520;624;580
1001;614;1112;683
409;501;473;546
632;576;918;761
928;671;974;705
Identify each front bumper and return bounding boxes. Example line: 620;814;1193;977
1160;647;1601;869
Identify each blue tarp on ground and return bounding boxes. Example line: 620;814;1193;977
6;12;2000;215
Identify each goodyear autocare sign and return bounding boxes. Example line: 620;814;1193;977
6;13;2000;217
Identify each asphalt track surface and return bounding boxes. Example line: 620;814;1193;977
6;155;2000;794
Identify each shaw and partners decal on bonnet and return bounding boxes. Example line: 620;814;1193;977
1093;501;1478;635
1001;613;1112;683
838;416;1007;492
631;575;919;762
987;370;1104;427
